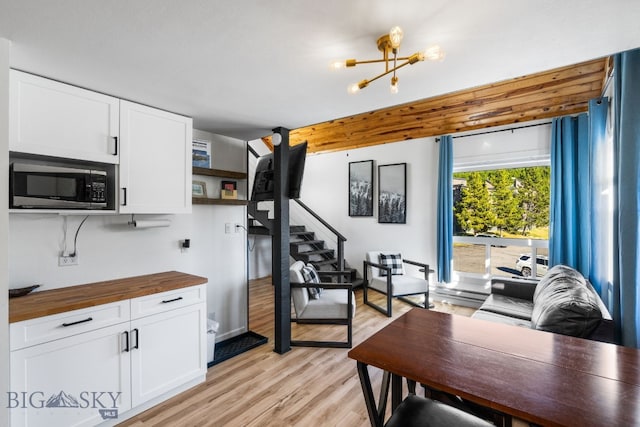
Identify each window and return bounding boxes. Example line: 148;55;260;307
452;166;550;279
436;122;552;303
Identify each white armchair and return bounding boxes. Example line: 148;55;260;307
289;261;356;348
363;251;431;317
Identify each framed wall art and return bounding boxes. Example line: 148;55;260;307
378;163;406;224
192;180;207;198
349;160;374;216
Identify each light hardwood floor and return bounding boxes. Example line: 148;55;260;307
119;277;475;427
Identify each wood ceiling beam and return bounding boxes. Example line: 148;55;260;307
277;57;606;154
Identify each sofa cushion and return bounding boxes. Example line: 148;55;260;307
478;294;533;321
370;274;428;297
471;310;532;329
530;264;602;337
533;264;585;303
298;289;356;319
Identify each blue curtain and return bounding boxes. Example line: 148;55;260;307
549;113;589;271
587;98;610;299
437;135;453;283
613;48;640;348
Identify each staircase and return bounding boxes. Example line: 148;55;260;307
248;200;362;285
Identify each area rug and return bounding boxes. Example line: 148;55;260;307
208;331;268;367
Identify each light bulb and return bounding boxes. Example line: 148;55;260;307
390;76;399;94
423;45;445;61
348;80;368;94
389;26;404;49
329;60;345;70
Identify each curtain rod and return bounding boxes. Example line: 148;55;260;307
435;121;552;142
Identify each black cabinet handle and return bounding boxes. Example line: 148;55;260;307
62;317;93;327
112;136;119;156
161;296;183;304
123;331;129;352
121;188;127;206
132;328;139;350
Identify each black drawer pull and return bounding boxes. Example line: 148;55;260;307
112;136;118;156
132;328;139;350
161;296;183;304
62;317;93;327
123;331;129;352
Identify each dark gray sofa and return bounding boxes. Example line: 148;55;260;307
472;264;615;343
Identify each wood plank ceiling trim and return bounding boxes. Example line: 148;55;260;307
277;57;606;154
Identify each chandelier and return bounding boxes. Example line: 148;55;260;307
331;26;444;94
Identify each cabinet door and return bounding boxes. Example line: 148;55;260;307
119;100;192;214
10;323;131;427
9;70;120;164
130;303;206;407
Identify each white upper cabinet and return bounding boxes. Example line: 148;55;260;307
9;70;120;164
118;100;192;214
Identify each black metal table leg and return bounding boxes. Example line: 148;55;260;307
356;361;388;427
391;373;403;412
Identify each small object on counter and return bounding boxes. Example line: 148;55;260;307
9;284;41;298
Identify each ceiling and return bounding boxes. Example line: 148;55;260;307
1;1;639;145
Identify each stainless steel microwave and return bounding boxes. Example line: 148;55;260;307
10;162;108;209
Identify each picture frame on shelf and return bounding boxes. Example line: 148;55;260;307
192;180;207;198
192;139;211;168
349;160;374;217
221;180;238;199
378;163;406;224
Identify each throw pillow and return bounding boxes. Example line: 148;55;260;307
379;253;403;276
530;264;602;338
301;264;323;299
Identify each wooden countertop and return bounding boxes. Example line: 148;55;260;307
9;271;208;323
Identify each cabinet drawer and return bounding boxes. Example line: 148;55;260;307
10;300;130;351
130;284;206;319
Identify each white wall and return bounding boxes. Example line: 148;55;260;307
8;130;248;341
299;137;440;277
1;37;11;427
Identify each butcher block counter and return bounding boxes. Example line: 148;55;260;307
9;270;209;426
9;270;208;323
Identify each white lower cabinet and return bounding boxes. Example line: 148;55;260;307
130;304;207;407
10;323;131;427
9;284;207;427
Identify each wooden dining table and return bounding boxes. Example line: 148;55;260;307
348;308;640;427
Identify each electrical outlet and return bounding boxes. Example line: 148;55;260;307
58;255;78;267
225;223;232;234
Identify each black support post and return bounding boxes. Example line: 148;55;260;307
272;127;291;354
